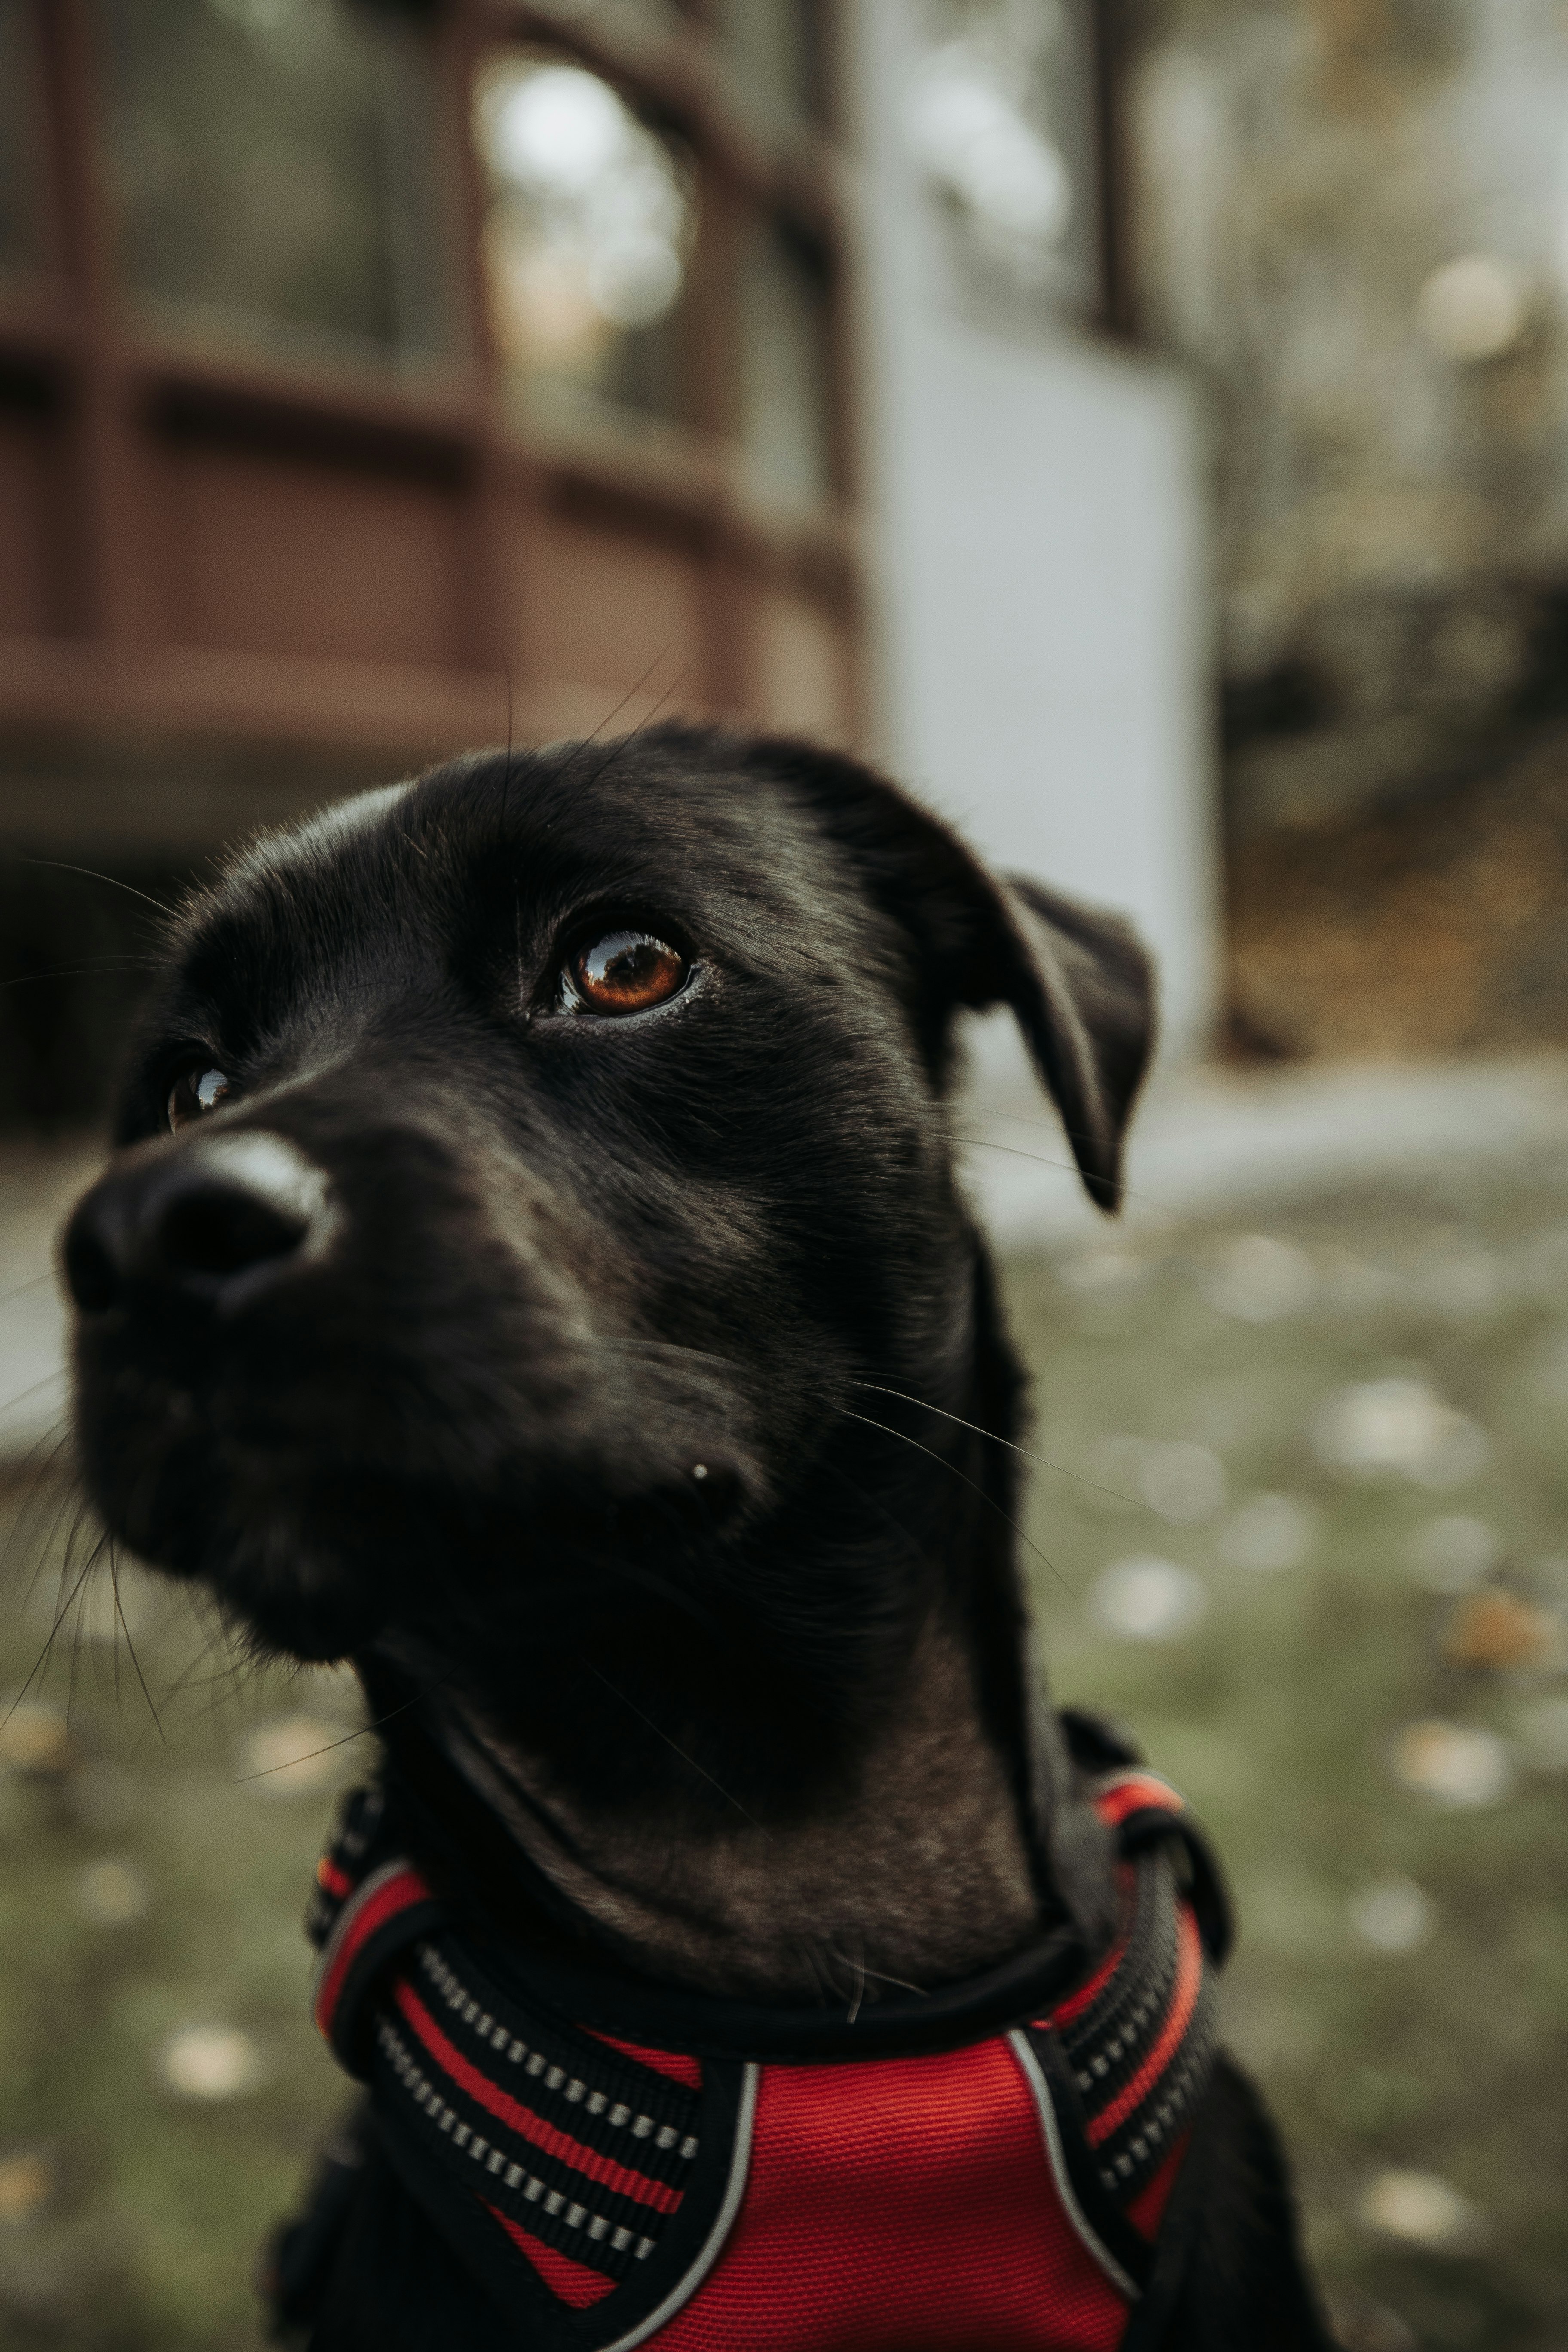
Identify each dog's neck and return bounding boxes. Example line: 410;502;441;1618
371;1260;1118;2006
422;1611;1043;2006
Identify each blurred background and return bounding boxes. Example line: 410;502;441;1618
2;2;1567;2346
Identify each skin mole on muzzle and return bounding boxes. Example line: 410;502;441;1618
61;723;1333;2349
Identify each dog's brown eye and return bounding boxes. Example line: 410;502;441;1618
567;931;687;1017
167;1066;233;1131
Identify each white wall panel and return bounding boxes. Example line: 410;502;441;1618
853;0;1218;1066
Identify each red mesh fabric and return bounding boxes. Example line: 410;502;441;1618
1125;2138;1186;2242
655;2037;1129;2351
586;2030;704;2091
490;2208;618;2307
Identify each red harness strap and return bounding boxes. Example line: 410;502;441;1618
303;1766;1228;2350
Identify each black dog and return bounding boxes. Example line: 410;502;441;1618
64;727;1330;2349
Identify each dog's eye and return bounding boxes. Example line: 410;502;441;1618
565;931;688;1017
167;1066;234;1132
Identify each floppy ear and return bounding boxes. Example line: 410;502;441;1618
746;738;1157;1214
980;872;1156;1213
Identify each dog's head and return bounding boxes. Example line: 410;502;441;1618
64;728;1152;1760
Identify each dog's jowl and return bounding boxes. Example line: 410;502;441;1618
64;729;1331;2350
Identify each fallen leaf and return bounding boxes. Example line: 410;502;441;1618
1442;1589;1556;1670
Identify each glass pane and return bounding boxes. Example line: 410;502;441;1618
740;220;833;509
0;0;47;279
907;0;1101;320
718;0;827;129
606;0;684;27
475;51;697;446
91;0;454;371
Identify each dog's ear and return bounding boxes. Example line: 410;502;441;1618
983;872;1156;1213
750;739;1156;1214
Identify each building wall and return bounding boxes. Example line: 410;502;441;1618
853;0;1218;1064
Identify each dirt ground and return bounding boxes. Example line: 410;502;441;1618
2;1144;1567;2350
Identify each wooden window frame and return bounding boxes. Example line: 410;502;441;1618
1092;0;1137;341
0;0;862;761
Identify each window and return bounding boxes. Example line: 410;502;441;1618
474;25;843;509
0;0;859;759
740;218;834;508
475;52;698;446
717;0;830;130
908;0;1108;325
0;0;46;282
90;0;454;371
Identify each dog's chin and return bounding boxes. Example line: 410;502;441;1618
136;1525;379;1662
74;1442;373;1666
76;1361;764;1669
212;1550;383;1663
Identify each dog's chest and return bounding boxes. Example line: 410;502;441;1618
637;2039;1141;2352
363;1966;1161;2352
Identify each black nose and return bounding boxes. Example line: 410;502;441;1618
64;1132;334;1314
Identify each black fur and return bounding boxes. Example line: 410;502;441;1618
63;725;1331;2347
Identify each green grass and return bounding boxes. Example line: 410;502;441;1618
2;1148;1565;2347
1011;1161;1568;2352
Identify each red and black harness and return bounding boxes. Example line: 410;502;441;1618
282;1748;1231;2350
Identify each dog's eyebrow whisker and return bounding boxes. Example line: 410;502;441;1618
573;655;696;800
1;958;159;992
849;1382;1146;1513
18;856;177;919
956;1126;1241;1242
569;644;672;771
833;1406;1076;1598
578;1656;767;1832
